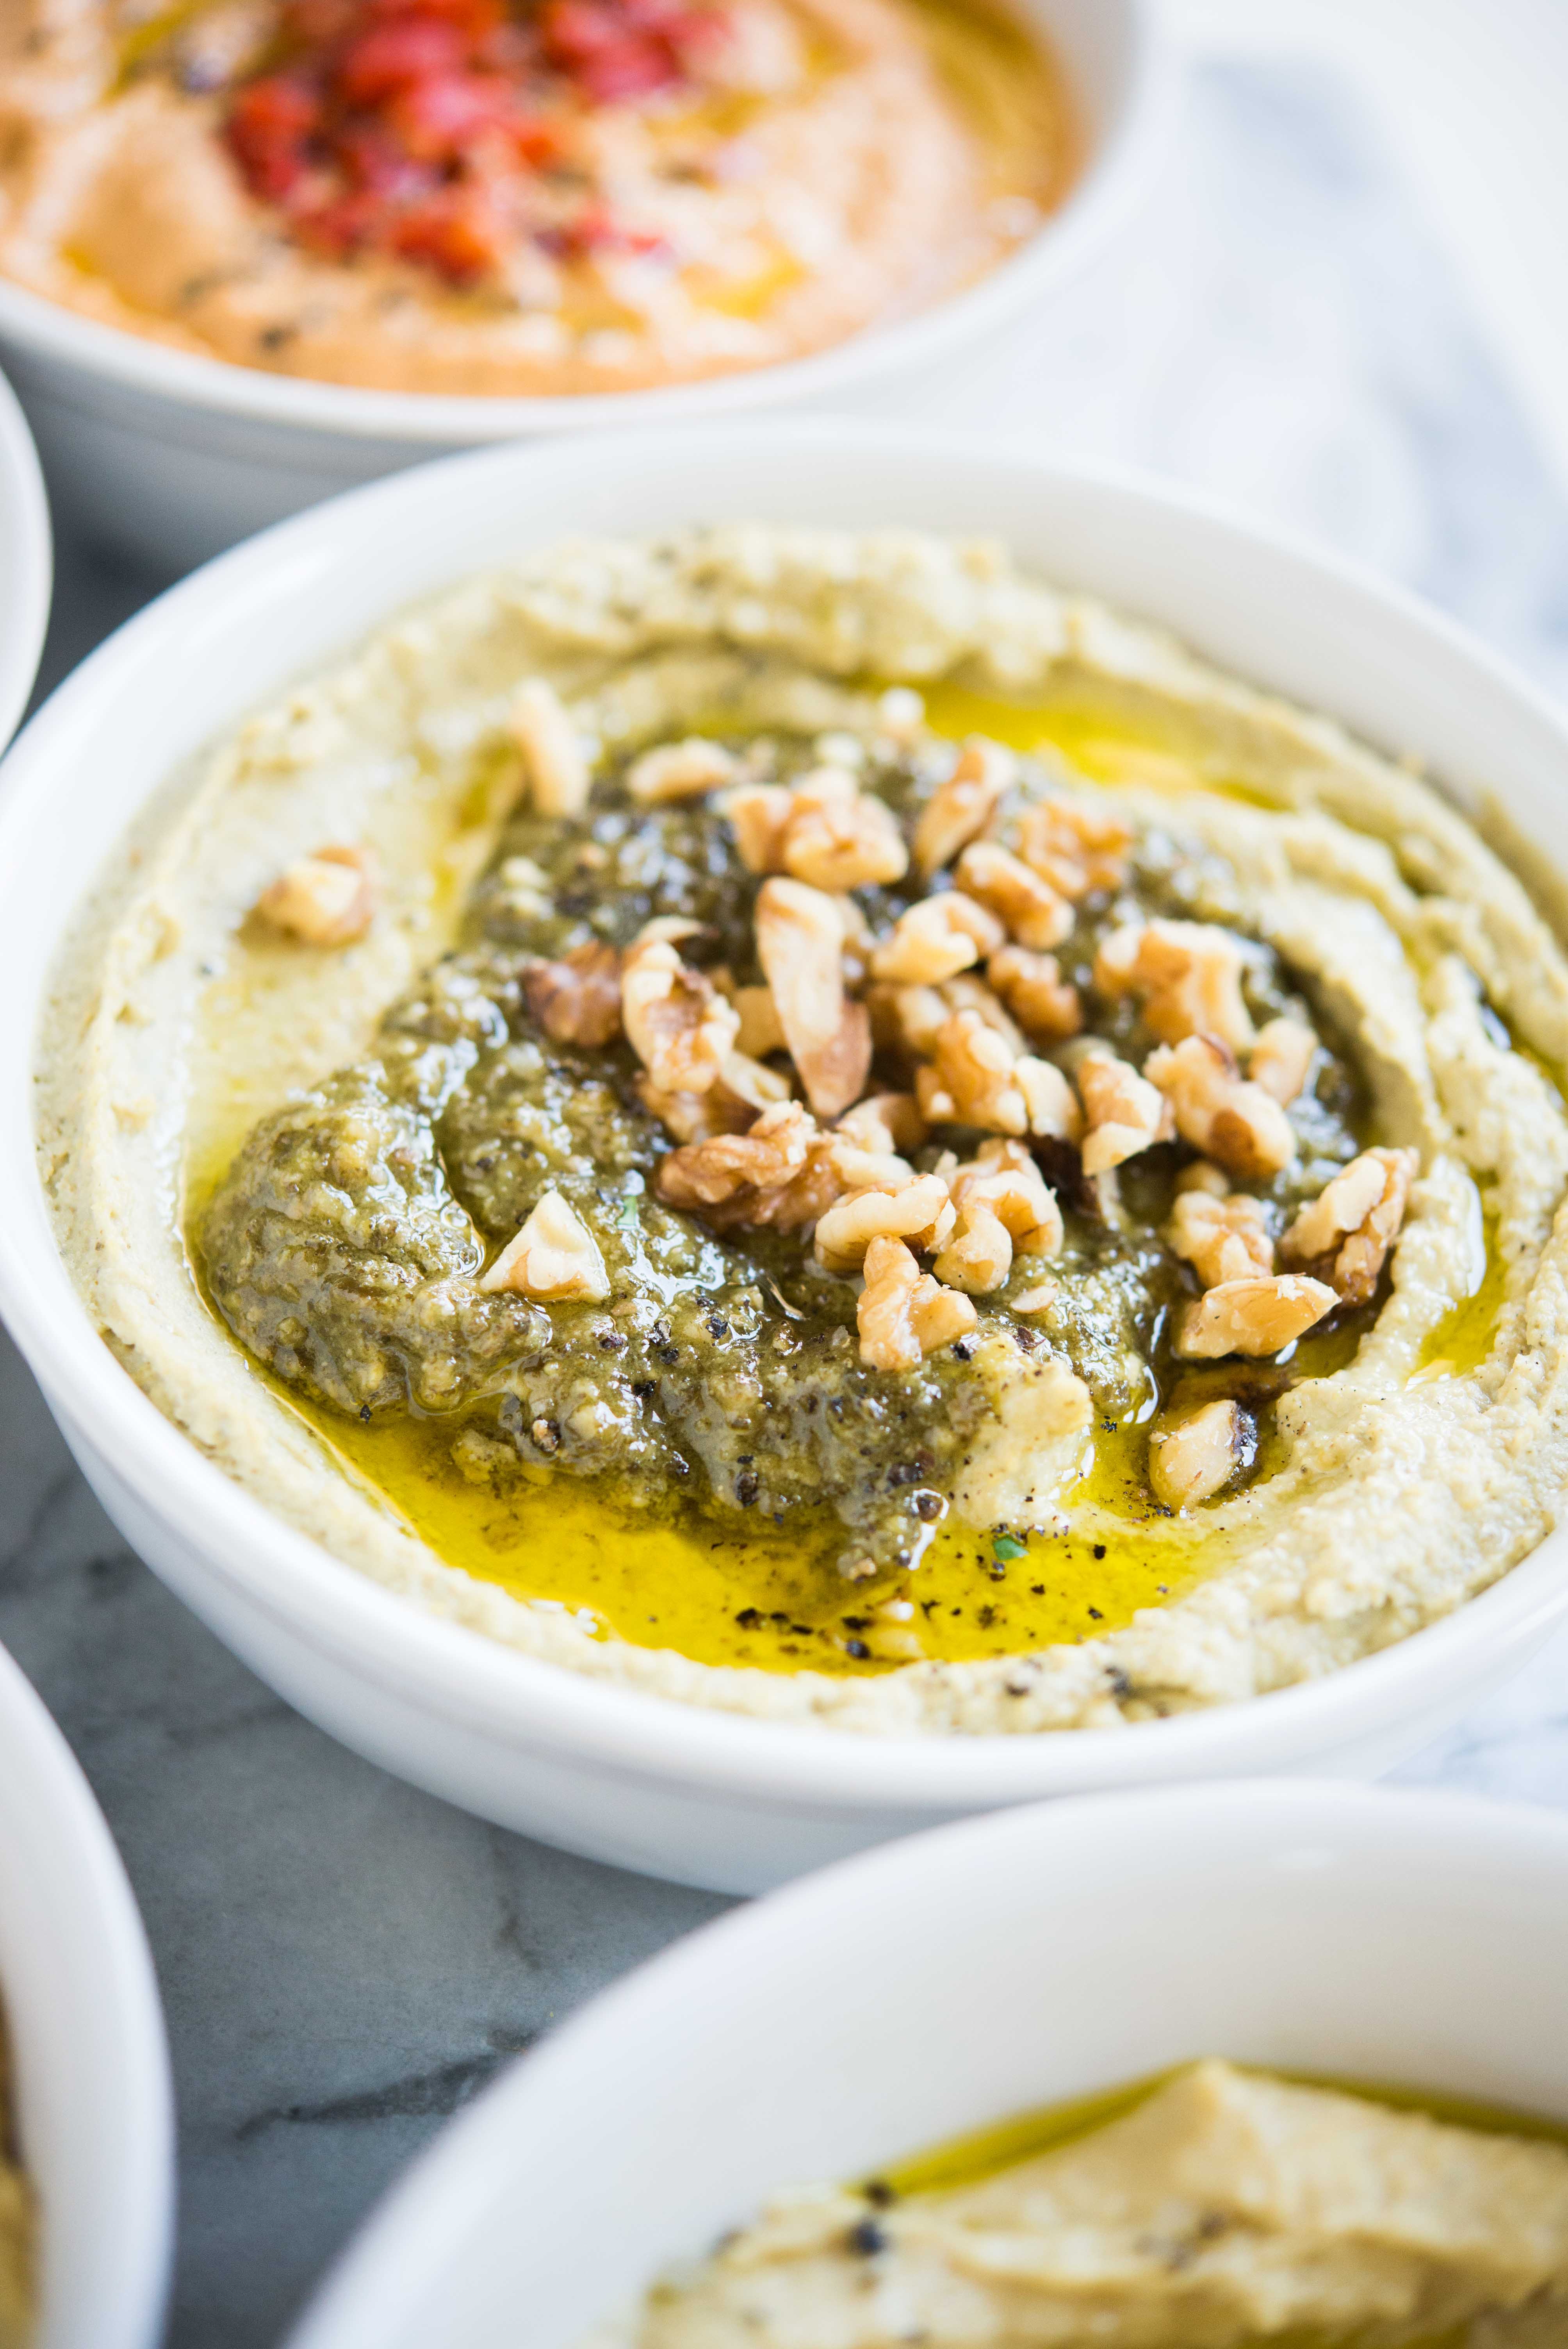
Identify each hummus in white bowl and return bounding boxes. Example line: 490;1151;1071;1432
0;0;1071;398
37;524;1568;1737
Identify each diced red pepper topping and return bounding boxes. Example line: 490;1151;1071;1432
222;0;727;287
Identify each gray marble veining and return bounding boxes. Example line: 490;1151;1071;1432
8;49;1568;2349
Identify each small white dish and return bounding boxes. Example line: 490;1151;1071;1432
0;1638;173;2349
4;421;1568;1895
0;366;50;751
0;0;1166;573
285;1780;1568;2349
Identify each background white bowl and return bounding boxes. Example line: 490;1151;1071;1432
0;367;50;751
4;421;1568;1895
0;1638;173;2349
286;1780;1568;2349
0;0;1165;575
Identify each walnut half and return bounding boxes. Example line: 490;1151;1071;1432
523;941;622;1047
1144;1035;1295;1181
480;1190;609;1302
1280;1146;1418;1305
1175;1274;1337;1360
1147;1399;1257;1508
755;877;872;1120
621;935;739;1098
255;844;376;946
857;1235;977;1371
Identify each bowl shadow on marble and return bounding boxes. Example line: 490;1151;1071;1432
285;1781;1568;2349
2;422;1568;1895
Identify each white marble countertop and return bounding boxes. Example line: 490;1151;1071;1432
9;34;1568;2348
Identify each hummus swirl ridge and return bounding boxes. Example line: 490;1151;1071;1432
37;529;1568;1733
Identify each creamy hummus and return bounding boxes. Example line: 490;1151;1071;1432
37;528;1568;1734
0;0;1069;395
612;2062;1568;2349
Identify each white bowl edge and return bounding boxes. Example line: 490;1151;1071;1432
286;1780;1568;2349
0;368;51;751
0;1640;173;2349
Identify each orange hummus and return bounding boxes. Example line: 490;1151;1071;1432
0;0;1074;396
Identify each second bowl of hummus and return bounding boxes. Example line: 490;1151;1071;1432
5;421;1568;1891
0;0;1163;569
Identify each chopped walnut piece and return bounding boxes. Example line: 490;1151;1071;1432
1175;1274;1337;1360
719;1050;794;1113
1094;919;1256;1050
656;1100;815;1211
1175;1158;1230;1197
255;844;376;946
637;1077;753;1145
987;945;1083;1044
871;892;1005;985
939;972;1026;1055
1147;1399;1257;1509
1016;797;1132;899
933;1201;1013;1294
1076;1047;1175;1175
479;1189;609;1302
755;877;872;1121
912;736;1016;878
523;941;622;1048
725;982;786;1059
928;1009;1033;1136
1144;1035;1296;1180
814;1173;955;1276
621;935;739;1099
1250;1015;1319;1105
955;841;1073;951
509;679;589;817
1011;1280;1058;1315
780;767;909;893
1280;1146;1418;1305
1166;1187;1274;1286
868;982;948;1063
951;1150;1064;1256
858;1235;977;1371
1015;1057;1083;1143
727;784;795;874
625;737;737;805
836;1093;927;1155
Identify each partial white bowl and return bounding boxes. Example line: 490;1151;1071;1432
287;1781;1568;2349
0;1639;173;2349
0;366;50;751
0;0;1165;574
4;422;1568;1895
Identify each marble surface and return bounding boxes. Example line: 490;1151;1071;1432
11;47;1568;2349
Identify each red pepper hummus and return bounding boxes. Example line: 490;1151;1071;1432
0;0;1073;395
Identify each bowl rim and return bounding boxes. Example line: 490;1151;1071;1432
0;367;51;751
4;419;1568;1814
0;1637;174;2349
287;1777;1568;2348
0;0;1169;445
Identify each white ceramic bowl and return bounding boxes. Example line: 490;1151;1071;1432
0;366;50;751
0;1639;173;2349
0;0;1165;575
287;1780;1568;2349
5;421;1568;1896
